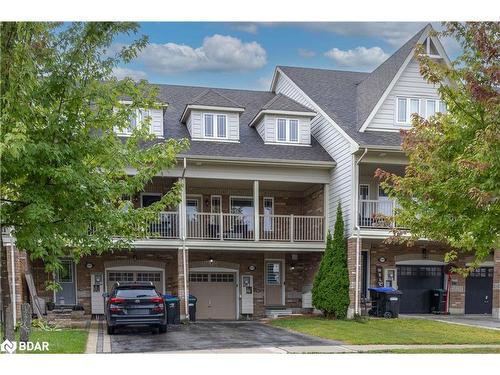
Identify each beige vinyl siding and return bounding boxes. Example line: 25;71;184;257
367;58;441;131
188;110;239;141
274;71;354;233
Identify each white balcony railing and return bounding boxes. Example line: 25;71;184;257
358;200;397;228
147;211;179;238
259;214;324;242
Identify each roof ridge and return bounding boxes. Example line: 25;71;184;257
278;65;369;75
208;88;244;108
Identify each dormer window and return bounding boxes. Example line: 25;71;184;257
204;113;227;139
124;109;147;134
276;118;299;143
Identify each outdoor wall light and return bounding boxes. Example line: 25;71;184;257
85;262;94;269
209;257;214;264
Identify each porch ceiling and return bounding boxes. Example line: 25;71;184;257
359;163;406;178
187;178;318;192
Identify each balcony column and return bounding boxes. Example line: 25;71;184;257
323;183;330;238
253;180;259;241
178;177;186;239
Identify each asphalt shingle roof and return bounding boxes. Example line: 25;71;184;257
279;25;429;147
189;89;244;108
261;93;313;113
155;85;334;163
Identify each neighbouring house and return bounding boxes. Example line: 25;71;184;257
3;24;499;322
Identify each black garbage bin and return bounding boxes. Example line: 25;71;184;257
430;289;446;314
188;294;197;322
368;287;403;318
164;295;181;324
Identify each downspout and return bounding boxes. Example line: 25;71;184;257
10;242;16;324
181;157;189;320
354;148;368;316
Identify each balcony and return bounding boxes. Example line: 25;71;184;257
358;199;397;228
145;211;324;242
134;176;327;243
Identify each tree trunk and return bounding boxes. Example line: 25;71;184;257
20;303;31;342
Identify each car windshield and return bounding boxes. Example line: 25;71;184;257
115;288;158;298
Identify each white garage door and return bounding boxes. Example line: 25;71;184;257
189;272;237;320
107;270;163;293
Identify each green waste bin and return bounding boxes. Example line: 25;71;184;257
164;295;180;324
188;294;197;322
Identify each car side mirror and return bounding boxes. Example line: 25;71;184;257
102;292;109;298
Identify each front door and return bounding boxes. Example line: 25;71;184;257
465;267;493;314
265;260;284;306
55;259;76;305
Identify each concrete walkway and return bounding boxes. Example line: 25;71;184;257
401;314;500;330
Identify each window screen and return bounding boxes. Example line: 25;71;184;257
289;119;299;142
204;114;214;137
397;98;407;122
277;119;287;141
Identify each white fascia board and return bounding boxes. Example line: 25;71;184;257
180;104;245;123
248;109;316;127
275;67;359;150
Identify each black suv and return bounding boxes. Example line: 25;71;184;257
104;281;167;334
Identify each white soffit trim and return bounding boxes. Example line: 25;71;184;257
396;259;446;266
273;68;359;150
180;104;245;123
248;109;316;127
359;25;433;133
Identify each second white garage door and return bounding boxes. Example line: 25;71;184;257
189;272;237;320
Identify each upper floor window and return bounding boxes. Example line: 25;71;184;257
204;113;227;139
276;118;299;143
396;97;446;124
124;109;147;134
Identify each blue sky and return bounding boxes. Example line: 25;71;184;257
112;22;459;90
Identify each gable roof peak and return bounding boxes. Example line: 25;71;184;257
189;88;244;108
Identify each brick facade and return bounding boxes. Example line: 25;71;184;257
27;248;322;319
493;249;500;319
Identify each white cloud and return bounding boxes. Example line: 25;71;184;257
139;34;267;74
232;23;259;34
112;66;148;81
324;46;389;70
305;22;427;47
298;48;315;58
257;77;272;91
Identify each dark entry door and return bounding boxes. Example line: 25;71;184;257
397;265;444;314
465;267;493;314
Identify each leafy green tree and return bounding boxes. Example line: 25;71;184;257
312;203;350;319
376;22;499;269
0;22;188;337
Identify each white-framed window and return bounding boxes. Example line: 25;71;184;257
263;197;274;232
397;97;446;123
204;113;227;139
426;99;436;119
124;109;150;134
276;118;300;143
396;97;421;124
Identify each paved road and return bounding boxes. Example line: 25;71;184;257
109;321;342;353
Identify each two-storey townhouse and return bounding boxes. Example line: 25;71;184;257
4;24;498;322
271;24;499;318
4;85;335;321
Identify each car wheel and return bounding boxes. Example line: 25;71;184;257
107;325;115;335
159;324;167;334
383;311;393;319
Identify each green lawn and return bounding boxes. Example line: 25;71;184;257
2;328;88;354
369;347;500;354
270;317;500;345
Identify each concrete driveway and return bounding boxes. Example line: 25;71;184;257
108;321;342;353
